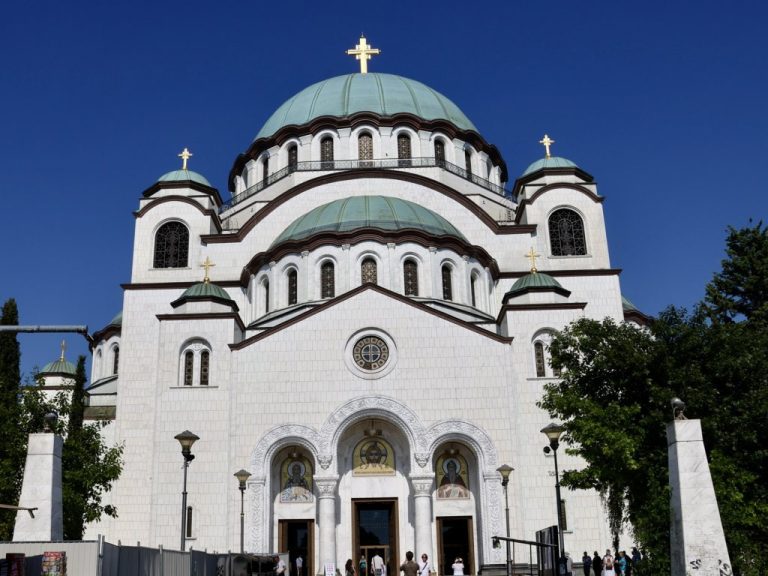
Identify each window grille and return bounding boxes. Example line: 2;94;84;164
112;346;119;375
434;140;445;166
358;133;373;165
397;134;412;167
184;351;193;386
200;351;209;386
361;258;377;284
288;270;298;305
321;262;335;298
535;342;546;377
549;209;587;256
153;222;189;268
288;145;298;171
441;265;453;300
464;148;472;175
404;260;419;296
320;137;334;168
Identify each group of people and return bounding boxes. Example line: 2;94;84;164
347;552;447;576
580;548;642;576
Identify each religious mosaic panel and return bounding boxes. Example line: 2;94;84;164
352;437;395;476
280;456;314;502
436;454;470;499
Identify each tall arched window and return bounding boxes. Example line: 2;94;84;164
361;258;377;284
288;145;298;172
183;351;194;386
112;346;119;375
549;209;587;256
464;148;473;175
470;274;479;307
358;132;373;166
403;260;419;296
434;139;446;166
199;351;209;386
263;279;270;313
534;342;546;377
321;262;335;298
287;269;298;305
441;265;453;300
153;221;189;268
262;156;269;182
397;133;412;167
320;137;334;168
533;332;560;378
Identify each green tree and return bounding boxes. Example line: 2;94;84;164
0;299;25;540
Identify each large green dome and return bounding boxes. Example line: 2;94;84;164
272;196;467;247
256;73;477;139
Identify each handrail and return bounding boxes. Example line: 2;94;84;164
220;157;510;212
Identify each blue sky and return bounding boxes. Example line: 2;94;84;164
2;0;765;379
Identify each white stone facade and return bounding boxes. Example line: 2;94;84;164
81;72;640;574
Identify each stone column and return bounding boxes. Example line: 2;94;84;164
300;251;310;302
427;247;438;298
667;419;732;576
341;244;351;293
14;433;63;541
248;476;267;552
411;475;434;561
316;476;339;573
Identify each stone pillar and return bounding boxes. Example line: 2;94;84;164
300;251;311;302
269;261;277;311
667;419;732;576
427;247;438;299
411;475;434;561
341;244;351;293
14;433;63;541
316;477;339;573
248;476;266;553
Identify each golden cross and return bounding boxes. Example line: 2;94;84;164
525;247;540;273
346;35;380;74
60;340;66;361
201;256;215;283
539;134;555;159
178;147;193;170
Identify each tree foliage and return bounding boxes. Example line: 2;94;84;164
539;222;768;576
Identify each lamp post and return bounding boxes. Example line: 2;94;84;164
175;430;199;551
496;464;514;576
541;423;566;573
234;469;252;554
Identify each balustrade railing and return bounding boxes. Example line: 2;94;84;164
220;157;508;212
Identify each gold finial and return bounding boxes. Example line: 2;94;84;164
346;35;380;74
178;147;193;170
200;256;215;283
525;247;540;273
539;134;555;159
59;340;66;361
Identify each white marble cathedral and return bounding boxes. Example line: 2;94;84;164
74;37;648;575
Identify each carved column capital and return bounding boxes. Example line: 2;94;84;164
314;476;339;499
410;475;435;497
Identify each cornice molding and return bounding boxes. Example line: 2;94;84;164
142;179;223;205
156;312;246;332
134;196;223;233
514;182;603;224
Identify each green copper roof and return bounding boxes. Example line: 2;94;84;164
622;295;638;311
256;73;477;139
522;156;577;176
505;272;569;299
40;358;77;376
272;196;467;247
158;169;212;187
108;311;122;326
180;282;233;301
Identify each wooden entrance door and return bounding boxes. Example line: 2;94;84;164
353;499;399;576
279;519;314;576
436;517;473;575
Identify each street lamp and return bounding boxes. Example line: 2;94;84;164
496;464;514;576
541;423;566;572
234;468;252;553
175;430;199;551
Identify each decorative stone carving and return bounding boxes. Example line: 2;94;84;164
247;476;266;552
250;424;321;476
318;454;333;470
414;452;430;468
314;477;339;499
427;419;498;469
410;475;434;497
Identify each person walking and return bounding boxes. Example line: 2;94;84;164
451;557;465;576
418;554;432;576
400;552;419;576
581;552;592;576
592;552;601;576
296;556;303;576
371;553;385;576
346;560;356;576
359;556;368;576
602;550;615;576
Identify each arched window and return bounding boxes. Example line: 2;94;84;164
321;262;335;298
534;342;546;377
95;349;102;380
434;139;446;166
397;133;412;167
361;258;377;284
263;279;270;313
441;265;453;300
153;221;189;268
288;145;298;172
199;351;209;386
549;209;587;256
112;346;119;375
470;274;478;307
320;137;334;168
464;148;472;175
404;260;419;296
262;156;269;183
358;132;373;165
183;351;194;386
287;269;298;305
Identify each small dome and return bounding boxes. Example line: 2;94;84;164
505;272;569;299
158;169;212;187
272;196;467;247
108;311;122;326
522;156;577;177
40;358;77;376
180;282;233;301
257;73;477;139
622;295;639;312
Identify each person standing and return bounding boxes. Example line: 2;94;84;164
418;554;432;576
277;557;287;576
451;557;465;576
296;556;303;576
371;553;385;576
400;551;419;576
581;552;592;576
592;552;601;576
359;556;368;576
602;550;615;576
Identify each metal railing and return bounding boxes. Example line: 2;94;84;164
220;157;509;212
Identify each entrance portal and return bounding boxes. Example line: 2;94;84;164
278;519;314;576
353;499;399;576
436;517;473;575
